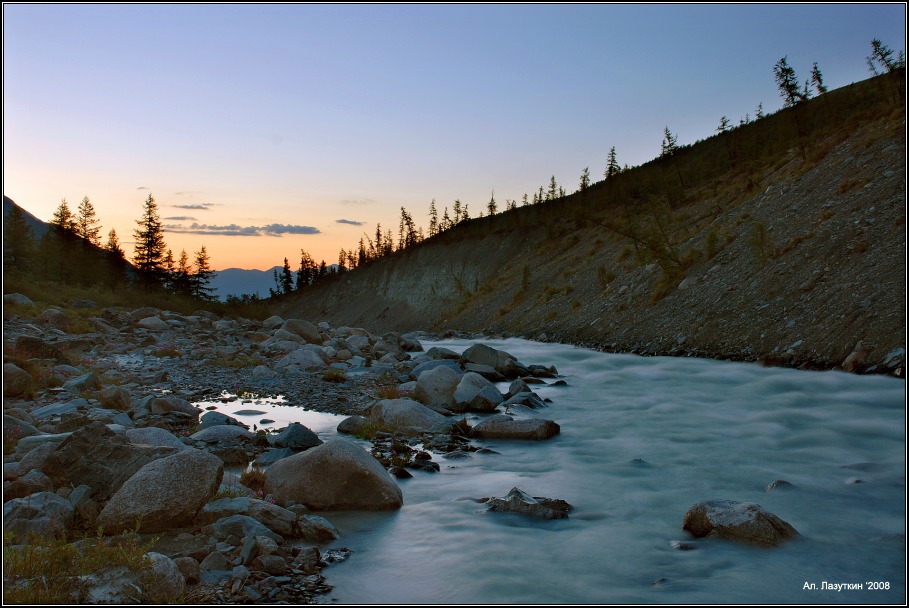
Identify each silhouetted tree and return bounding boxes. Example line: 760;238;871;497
452;199;462;224
106;229;124;258
755;102;764;119
171;249;193;297
133;193;167;288
605;146;620;180
773;56;802;107
3;202;35;274
487;191;497;216
51;198;76;234
660;127;678;157
867;38;905;75
428;200;438;236
716;116;732;133
192;246;216;301
546;176;558;201
75;196;101;245
579;167;590;191
810;62;828;94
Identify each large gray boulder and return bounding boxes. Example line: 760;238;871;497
368;398;453;435
281;319;323;344
145;552;186;601
3;363;33;398
149;395;200;417
269;422;322;450
4;491;74;543
4;293;34;306
413;365;460;408
137;316;170;331
471;415;560;440
201;514;281;543
199;410;247;430
411;359;462;379
98;448;223;533
264;439;403;510
126;427;189;451
42;422;178;500
190;425;255;443
682;499;799;547
454;372;503;412
275;348;329;370
194;497;297;537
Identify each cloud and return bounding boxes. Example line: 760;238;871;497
171;203;215;210
164;223;320;237
336;218;365;226
339;198;375;206
137;186;150;190
164;216;198;221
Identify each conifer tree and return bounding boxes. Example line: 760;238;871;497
716;116;732;133
487;191;497;216
773;56;802;107
755;102;764;119
547;176;558;201
75;196;101;245
605;146;620;179
106;229;124;258
281;257;293;294
51;198;76;234
866;38;904;75
441;207;451;231
172;249;193;297
428;200;438;236
452;199;462;224
810;62;828;94
133;193;167;288
521;193;529;206
579;167;590;191
338;249;347;273
661;127;679;157
3;202;35;274
192;246;217;301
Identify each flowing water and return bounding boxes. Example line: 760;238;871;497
212;338;905;604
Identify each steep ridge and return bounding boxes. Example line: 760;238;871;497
282;72;906;374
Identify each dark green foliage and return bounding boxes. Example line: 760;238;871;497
133;194;167;289
773;56;803;107
810;62;827;94
867;38;905;75
661;127;678;157
579;167;590;191
3;202;35;274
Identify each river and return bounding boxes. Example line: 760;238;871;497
216;338;906;603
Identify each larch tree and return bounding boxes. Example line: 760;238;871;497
810;62;828;94
773;56;802;107
75;196;101;245
579;167;590;191
660;127;679;157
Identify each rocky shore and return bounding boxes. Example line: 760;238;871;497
3;295;572;603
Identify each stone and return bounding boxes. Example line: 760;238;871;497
3;363;33;398
14;432;72;455
38;308;71;329
4;293;34;306
413;365;460;408
262;315;284;330
99;387;132;411
173;556;201;585
4;468;54;500
682;499;799;547
146;552;186;601
79;566;143;603
766;479;794;491
486;487;572;519
454;372;503;412
126;427;189;451
275;348;329;370
842;340;869;373
137;316;171;331
42;422;178;501
149;395;200;417
199;410;248;430
190;425;255;443
502;392;547;410
200;550;232;572
253;535;280;559
296;514;340;544
269;422;323;450
62;372;101;393
15;335;65;361
4;414;42;439
463;363;506;381
336;415;369;436
3;491;74;543
368;398;453;435
506;379;531;398
4;462;21;481
250;554;286;575
462;343;514;373
281;319;323;344
98;448;223;533
201;514;282;544
16;442;55;474
411;359;462;379
345;334;372;354
471;415;560;440
30;398;88;419
425;346;460;360
253;447;296;467
195;497;297;538
264;438;403;510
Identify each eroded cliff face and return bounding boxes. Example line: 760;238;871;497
283;101;905;375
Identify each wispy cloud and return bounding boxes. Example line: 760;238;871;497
164;223;320;237
336;218;365;226
172;203;216;210
339;198;375;206
137;186;150;190
164;216;198;221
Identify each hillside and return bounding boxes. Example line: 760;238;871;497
282;71;906;374
209;266;282;300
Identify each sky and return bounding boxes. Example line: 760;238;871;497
3;3;906;271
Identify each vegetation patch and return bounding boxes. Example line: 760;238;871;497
322;368;347;383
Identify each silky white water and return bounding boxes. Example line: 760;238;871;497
314;338;905;604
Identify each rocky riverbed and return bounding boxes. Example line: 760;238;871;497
2;295;577;603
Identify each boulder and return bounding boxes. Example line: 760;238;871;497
137;316;171;331
146;552;186;601
42;422;178;500
275;348;328;370
462;343;513;371
336;415;369;436
126;427;189;451
485;487;572;519
425;346;460;360
173;556;201;585
463;363;506;381
98;448;223;533
4;414;42;439
99;387;132;411
269;422;322;450
506;378;531;399
264;439;403;510
198;410;248;430
4;293;34;306
201;514;281;544
253;447;296;467
297;514;340;544
62;372;101;394
344;334;372;354
411;359;462;379
149;395;200;417
3;363;33;398
4;469;54;501
413;365;460;408
194;497;297;537
30;398;88;420
15;432;72;455
471;415;560;440
14;335;65;361
38;308;71;329
454;372;503;412
190;425;255;443
368;398;453;435
682;499;799;547
281;319;322;344
502;391;547;410
250;554;286;575
3;491;74;543
262;315;284;330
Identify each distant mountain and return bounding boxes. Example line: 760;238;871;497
210;266;282;300
3;196;51;238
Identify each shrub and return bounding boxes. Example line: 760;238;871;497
240;468;266;494
322;368;347;383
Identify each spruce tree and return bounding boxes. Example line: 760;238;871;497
106;229;124;258
281;257;293;294
716;116;732;133
773;56;802;107
133;193;167;288
428;200;438;236
75;196;101;245
661;127;678;157
579;167;590;191
192;246;217;301
487;191;497;216
51;198;76;234
605;146;620;180
810;62;828;94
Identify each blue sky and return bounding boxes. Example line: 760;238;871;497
3;4;905;270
